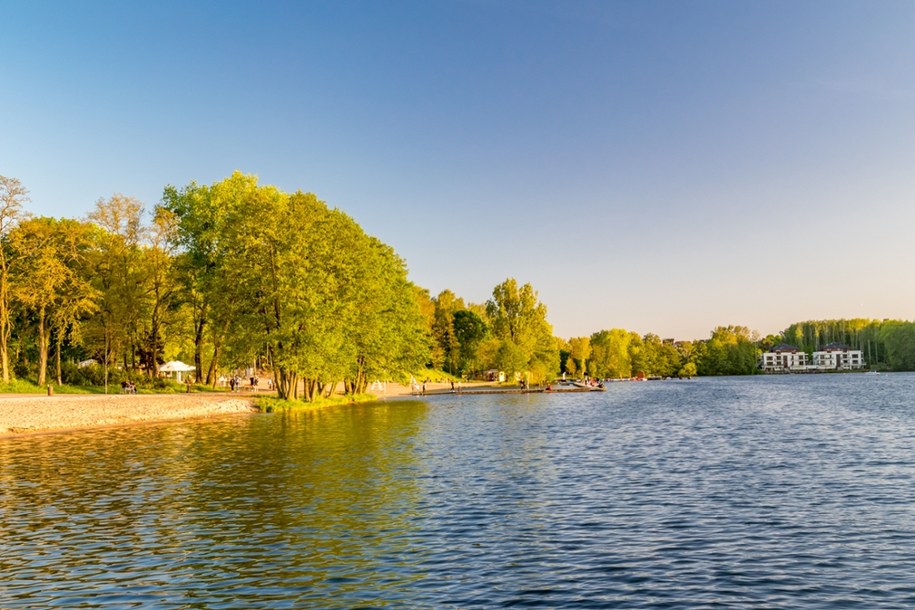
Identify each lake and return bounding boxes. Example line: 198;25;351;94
2;374;914;608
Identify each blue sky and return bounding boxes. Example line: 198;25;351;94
3;0;915;340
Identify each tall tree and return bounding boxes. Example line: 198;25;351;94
432;290;464;375
569;336;591;377
590;328;636;379
139;207;180;376
697;325;758;376
0;176;27;382
453;308;487;375
87;195;146;385
164;172;429;400
8;218;97;386
486;278;558;383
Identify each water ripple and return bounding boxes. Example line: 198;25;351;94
1;375;915;607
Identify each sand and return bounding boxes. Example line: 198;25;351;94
0;393;257;437
0;380;507;437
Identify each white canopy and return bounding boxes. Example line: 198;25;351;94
160;360;196;372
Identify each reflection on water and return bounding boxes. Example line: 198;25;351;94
2;376;915;608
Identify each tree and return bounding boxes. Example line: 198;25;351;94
138;207;180;376
8;218;98;386
590;328;636;379
86;195;147;387
880;321;915;371
452;309;487;375
0;176;28;382
569;336;591;377
164;172;429;400
697;325;758;376
486;278;558;383
432;290;464;375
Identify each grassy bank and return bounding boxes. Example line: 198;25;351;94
254;393;378;413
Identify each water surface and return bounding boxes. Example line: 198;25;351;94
2;374;914;608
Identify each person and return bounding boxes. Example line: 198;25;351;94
450;380;455;393
229;377;236;392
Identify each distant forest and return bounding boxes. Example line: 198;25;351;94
2;173;913;399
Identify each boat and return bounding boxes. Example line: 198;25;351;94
545;380;606;392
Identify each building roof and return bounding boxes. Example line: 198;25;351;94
820;342;851;352
771;343;799;353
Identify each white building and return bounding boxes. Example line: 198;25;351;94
760;344;808;371
812;343;865;370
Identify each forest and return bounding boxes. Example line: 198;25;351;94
2;172;914;400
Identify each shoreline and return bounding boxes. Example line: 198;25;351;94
0;381;511;437
0;393;257;438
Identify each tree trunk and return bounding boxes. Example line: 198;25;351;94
0;340;8;384
325;380;339;398
193;312;206;384
37;307;48;386
0;267;10;383
276;367;297;400
55;335;62;385
206;341;220;385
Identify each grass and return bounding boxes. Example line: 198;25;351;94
253;393;378;413
0;378;227;395
0;379;97;394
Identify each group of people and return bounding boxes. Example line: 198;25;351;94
120;380;137;394
224;374;274;392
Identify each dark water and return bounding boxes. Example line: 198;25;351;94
2;374;915;608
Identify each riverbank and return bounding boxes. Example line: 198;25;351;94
0;393;257;437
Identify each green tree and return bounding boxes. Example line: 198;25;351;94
697;325;759;376
452;308;487;375
589;328;635;379
138;207;180;376
8;217;98;386
164;172;428;400
486;278;558;383
86;195;147;386
569;336;591;377
432;290;464;375
880;321;915;371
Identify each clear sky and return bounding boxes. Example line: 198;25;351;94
3;0;915;340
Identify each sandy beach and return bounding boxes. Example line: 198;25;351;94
0;381;507;437
0;393;257;437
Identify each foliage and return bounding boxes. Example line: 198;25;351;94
697;325;759;376
880;321;915;371
7;217;99;385
7;170;915;400
163;173;429;400
485;278;558;383
452;309;487;375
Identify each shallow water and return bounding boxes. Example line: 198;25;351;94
2;374;914;608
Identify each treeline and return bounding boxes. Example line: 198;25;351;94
0;172;561;398
0;173;431;397
778;319;915;371
559;325;757;379
3;172;915;398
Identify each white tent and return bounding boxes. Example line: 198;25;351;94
160;360;196;382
